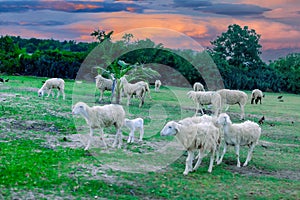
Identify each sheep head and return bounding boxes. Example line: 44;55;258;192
120;77;127;84
72;102;87;115
160;121;180;136
38;89;45;97
217;113;232;126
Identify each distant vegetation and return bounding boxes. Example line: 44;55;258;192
0;24;299;93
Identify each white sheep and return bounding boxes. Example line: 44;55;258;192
187;91;221;116
120;76;150;107
251;89;264;104
124;118;144;143
72;102;125;150
178;114;213;126
178;115;221;162
154;80;162;92
216;113;261;167
38;78;65;100
161;121;220;175
217;89;248;120
193;82;205;92
95;74;114;102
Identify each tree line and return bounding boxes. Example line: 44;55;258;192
0;24;299;93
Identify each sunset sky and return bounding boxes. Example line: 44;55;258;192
0;0;300;61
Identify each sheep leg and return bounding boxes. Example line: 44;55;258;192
138;96;144;108
195;103;204;116
208;150;215;173
215;143;220;163
117;129;122;149
126;95;131;106
127;130;135;143
99;91;103;102
56;89;60;99
251;98;254;104
113;129;122;148
47;89;52;98
239;104;245;120
214;107;219;116
85;128;94;151
235;145;241;167
225;105;230;111
193;149;204;171
61;90;65;100
183;151;194;175
99;128;107;149
243;144;255;167
217;144;227;165
139;127;144;142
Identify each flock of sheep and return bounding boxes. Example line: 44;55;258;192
37;77;264;175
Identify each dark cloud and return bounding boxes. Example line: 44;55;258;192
173;0;212;7
195;3;271;16
0;20;65;26
0;1;144;13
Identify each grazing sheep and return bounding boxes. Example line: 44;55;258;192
258;116;265;125
124;118;144;143
0;78;9;83
216;113;261;167
217;89;248;120
161;121;220;175
251;89;264;104
187;91;221;116
120;76;150;107
38;78;65;100
72;102;125;150
95;75;114;102
154;80;162;92
193;82;205;92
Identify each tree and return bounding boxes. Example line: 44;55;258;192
210;24;263;70
91;29;114;43
269;53;300;93
0;36;23;74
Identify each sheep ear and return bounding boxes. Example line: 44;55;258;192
174;123;180;133
224;116;228;125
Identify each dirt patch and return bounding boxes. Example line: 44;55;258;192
0;118;58;133
227;165;300;181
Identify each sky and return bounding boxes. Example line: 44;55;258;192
0;0;300;61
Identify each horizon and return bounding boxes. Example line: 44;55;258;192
1;0;300;61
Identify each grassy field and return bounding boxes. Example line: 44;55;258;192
0;75;300;199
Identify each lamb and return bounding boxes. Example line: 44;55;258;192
193;82;205;92
72;102;125;150
124;117;144;143
38;78;65;100
217;89;248;120
251;89;265;104
187;91;221;116
95;74;114;102
154;80;162;92
161;120;220;175
120;76;150;107
216;113;261;167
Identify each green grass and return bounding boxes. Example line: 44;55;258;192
0;75;300;199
